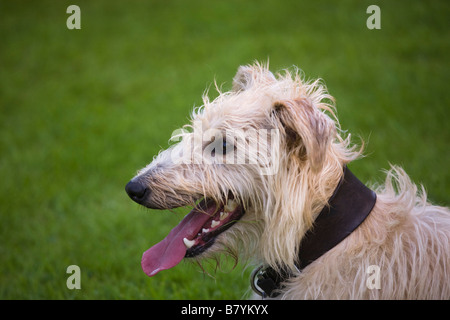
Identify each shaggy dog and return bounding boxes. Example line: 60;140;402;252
126;62;450;299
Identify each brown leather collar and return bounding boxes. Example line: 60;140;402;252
252;166;377;298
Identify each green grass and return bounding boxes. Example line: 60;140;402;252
0;0;448;299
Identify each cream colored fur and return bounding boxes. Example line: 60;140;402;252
135;62;450;299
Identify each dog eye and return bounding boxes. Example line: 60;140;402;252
222;140;228;154
222;139;235;155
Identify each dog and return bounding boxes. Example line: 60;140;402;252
125;62;450;299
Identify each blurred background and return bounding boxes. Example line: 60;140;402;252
0;0;448;299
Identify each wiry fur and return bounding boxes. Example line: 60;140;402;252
283;166;450;299
132;62;450;299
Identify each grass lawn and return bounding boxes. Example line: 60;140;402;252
0;0;448;299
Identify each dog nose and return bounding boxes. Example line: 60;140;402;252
125;180;149;204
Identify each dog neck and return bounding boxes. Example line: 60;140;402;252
252;166;377;298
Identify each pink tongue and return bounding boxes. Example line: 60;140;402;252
141;199;217;277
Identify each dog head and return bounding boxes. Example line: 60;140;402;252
126;62;360;276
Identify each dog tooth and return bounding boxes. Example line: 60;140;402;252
202;228;209;233
224;199;238;212
220;211;229;220
211;220;220;228
183;238;195;249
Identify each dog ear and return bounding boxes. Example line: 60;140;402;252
232;64;276;92
273;98;335;171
